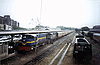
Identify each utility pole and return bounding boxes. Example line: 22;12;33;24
31;0;43;30
40;0;42;25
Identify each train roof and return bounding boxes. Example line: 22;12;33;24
89;25;100;33
89;29;100;33
23;33;48;37
24;34;37;37
93;25;100;29
75;38;90;45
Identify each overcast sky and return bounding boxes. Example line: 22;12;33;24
0;0;100;28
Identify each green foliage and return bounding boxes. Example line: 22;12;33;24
13;27;27;30
31;28;34;30
56;26;75;30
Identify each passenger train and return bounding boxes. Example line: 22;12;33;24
92;33;100;43
88;25;100;44
15;31;71;52
0;30;73;60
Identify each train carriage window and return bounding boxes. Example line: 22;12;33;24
77;39;86;42
28;35;34;39
23;35;27;39
76;35;84;38
77;39;88;45
0;36;2;38
14;35;20;38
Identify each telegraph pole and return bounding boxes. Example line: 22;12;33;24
39;0;43;25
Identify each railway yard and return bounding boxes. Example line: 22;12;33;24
0;31;100;65
1;0;100;65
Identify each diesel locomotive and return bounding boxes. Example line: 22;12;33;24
73;34;92;59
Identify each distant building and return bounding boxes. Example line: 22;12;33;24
0;16;4;30
0;15;19;31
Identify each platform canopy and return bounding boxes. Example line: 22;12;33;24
0;30;63;35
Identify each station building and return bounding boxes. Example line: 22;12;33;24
0;15;19;31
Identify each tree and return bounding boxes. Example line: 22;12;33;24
13;27;27;30
56;26;67;30
56;26;75;30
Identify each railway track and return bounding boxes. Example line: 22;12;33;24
26;32;75;65
1;32;75;65
48;33;75;65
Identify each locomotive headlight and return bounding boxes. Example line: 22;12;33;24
85;46;87;48
78;46;81;48
76;46;81;48
75;51;78;53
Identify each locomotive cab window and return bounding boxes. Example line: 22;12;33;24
77;39;86;42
